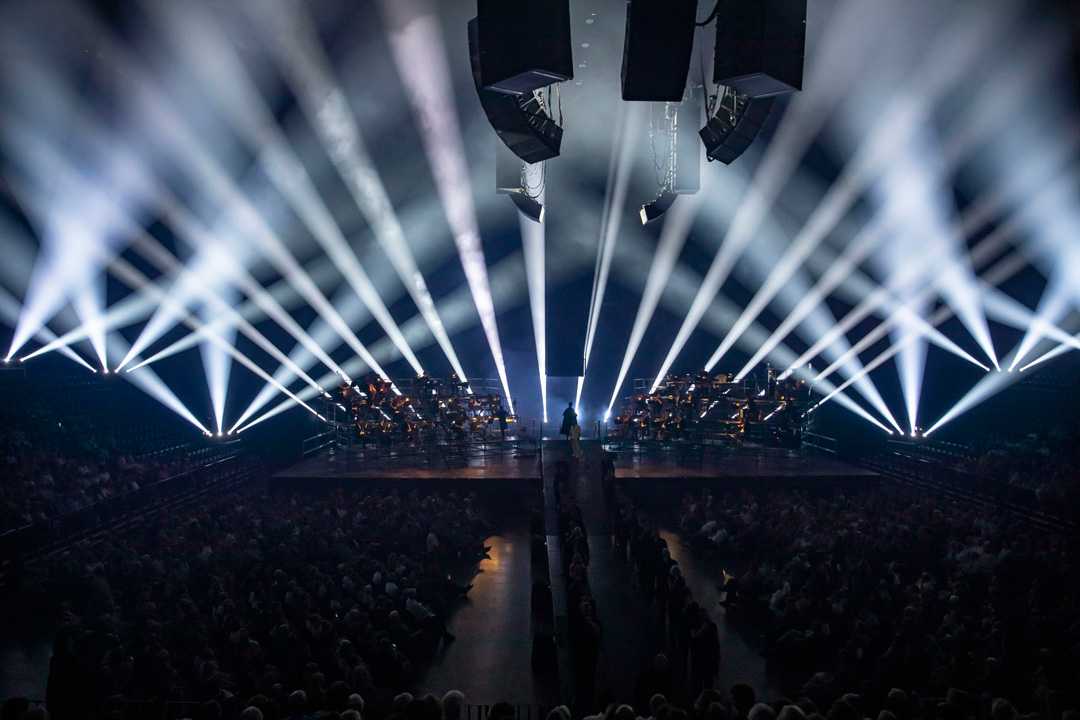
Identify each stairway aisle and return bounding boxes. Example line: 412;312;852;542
414;513;558;705
659;530;782;700
560;440;658;709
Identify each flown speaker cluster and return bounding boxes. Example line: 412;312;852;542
470;0;807;224
700;0;805;164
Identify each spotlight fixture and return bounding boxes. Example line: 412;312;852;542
510;193;545;223
640;192;676;225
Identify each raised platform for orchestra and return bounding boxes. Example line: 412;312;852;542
271;438;543;490
609;441;878;489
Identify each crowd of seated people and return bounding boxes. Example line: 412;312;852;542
610;493;723;708
5;478;1079;720
960;426;1080;509
556;455;724;711
677;487;1080;716
9;678;1058;720
0;397;213;533
8;488;491;719
554;461;603;707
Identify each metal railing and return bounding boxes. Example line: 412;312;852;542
302;427;339;457
315;435;541;471
857;448;1073;533
0;453;248;562
802;431;838;456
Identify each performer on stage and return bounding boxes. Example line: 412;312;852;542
496;403;508;440
569;421;583;460
559;402;577;438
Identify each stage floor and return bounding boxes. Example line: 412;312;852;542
611;444;877;483
273;438;873;490
274;440;542;484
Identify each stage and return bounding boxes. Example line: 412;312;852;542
608;442;879;489
272;438;543;489
273;435;875;492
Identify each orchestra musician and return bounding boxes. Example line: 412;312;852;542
340;375;517;448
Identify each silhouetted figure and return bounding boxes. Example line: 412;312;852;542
560;402;577;438
497;404;508;439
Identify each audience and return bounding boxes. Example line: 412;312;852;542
0;386;219;532
960;427;1080;511
676;486;1080;715
3;377;1078;720
13;487;491;719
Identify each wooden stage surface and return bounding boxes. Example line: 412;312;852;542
274;441;542;484
610;443;878;485
273;438;874;489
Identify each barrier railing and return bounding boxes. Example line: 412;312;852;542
0;453;248;562
301;427;338;457
802;431;838;456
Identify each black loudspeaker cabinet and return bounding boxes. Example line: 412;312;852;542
476;0;574;95
621;0;698;101
713;0;806;97
699;97;775;164
470;18;563;163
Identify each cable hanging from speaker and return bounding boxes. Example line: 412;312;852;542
520;159;546;200
648;103;678;193
696;0;721;26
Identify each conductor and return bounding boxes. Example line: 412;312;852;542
559;402;578;438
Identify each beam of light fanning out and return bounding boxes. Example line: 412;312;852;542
247;0;467;387
578;105;640;414
520;186;547;422
377;0;514;410
607;196;698;415
145;1;424;376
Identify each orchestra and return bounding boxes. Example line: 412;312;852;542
337;373;515;446
609;370;808;444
